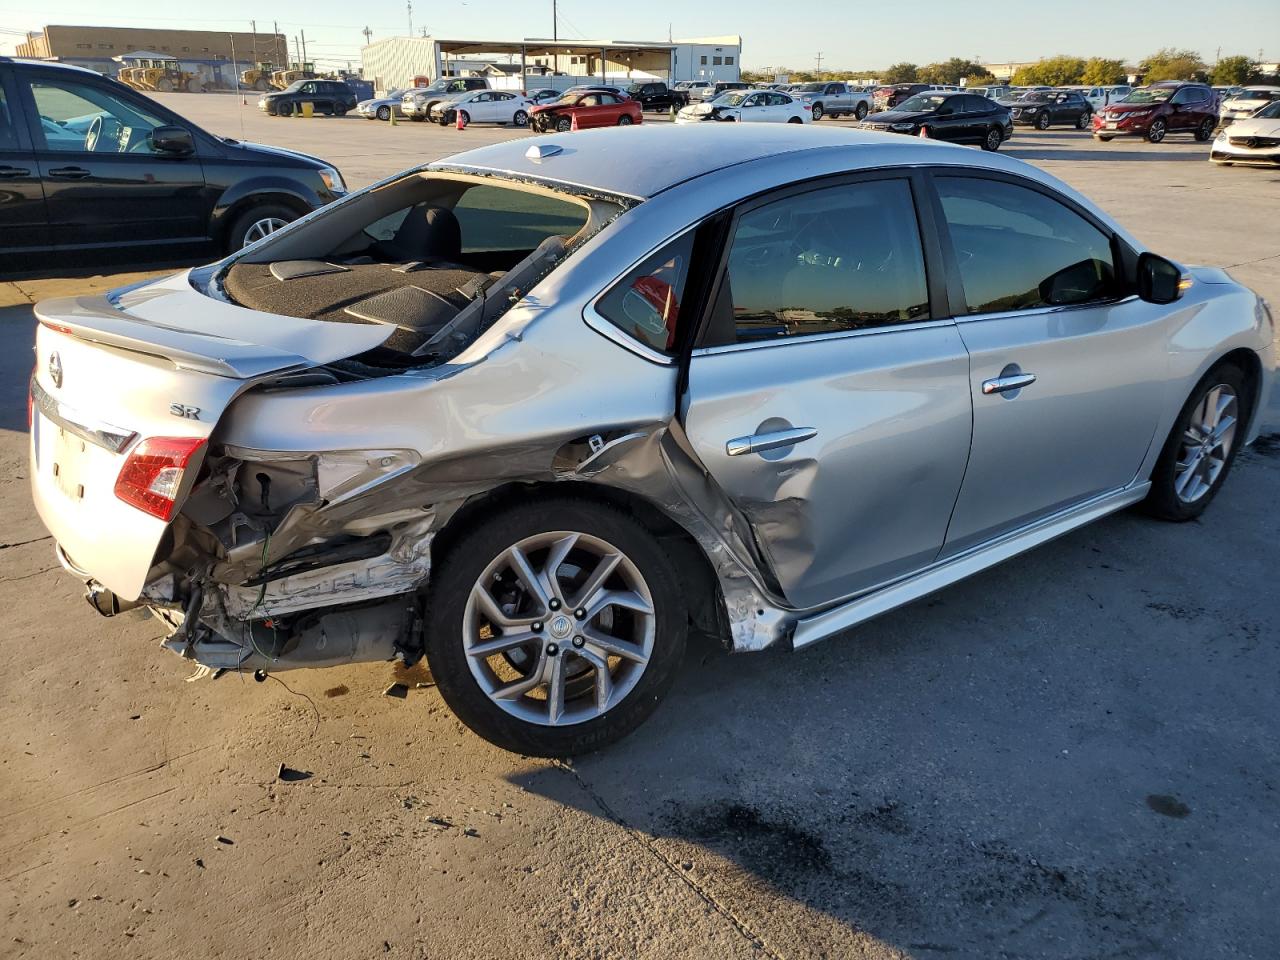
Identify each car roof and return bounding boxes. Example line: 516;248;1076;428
432;124;1032;201
6;57;104;77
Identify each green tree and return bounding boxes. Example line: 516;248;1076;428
917;58;991;85
1140;48;1206;82
1211;55;1255;85
1011;55;1087;86
1080;57;1127;85
884;62;918;83
962;70;997;87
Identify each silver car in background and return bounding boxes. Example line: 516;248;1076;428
356;88;411;121
28;126;1275;756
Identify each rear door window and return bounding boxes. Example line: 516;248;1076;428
708;178;931;345
935;176;1118;315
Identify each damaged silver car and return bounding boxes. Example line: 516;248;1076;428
29;126;1275;755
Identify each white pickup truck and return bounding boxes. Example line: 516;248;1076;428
787;81;873;121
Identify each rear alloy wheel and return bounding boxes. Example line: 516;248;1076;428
1076;111;1090;130
1036;111;1051;130
811;102;824;120
425;498;687;756
513;109;529;127
1195;118;1215;142
855;102;869;121
334;103;348;117
1146;118;1167;143
982;127;1002;151
1144;364;1248;521
226;202;297;253
556;116;573;133
376;106;390;121
617;114;633;126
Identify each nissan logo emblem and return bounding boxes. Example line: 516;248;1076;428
48;352;63;389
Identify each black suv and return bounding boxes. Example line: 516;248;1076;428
1008;89;1092;129
625;81;688;111
260;79;358;117
0;58;347;265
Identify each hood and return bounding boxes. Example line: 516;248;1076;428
1106;101;1166;113
1222;117;1280;137
358;96;395;108
868;108;931;124
232;141;328;169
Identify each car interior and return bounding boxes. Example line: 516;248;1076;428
218;174;624;368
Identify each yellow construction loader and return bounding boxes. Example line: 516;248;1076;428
241;62;275;92
270;62;316;90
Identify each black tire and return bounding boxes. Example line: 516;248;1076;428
1076;111;1090;130
617;114;633;126
1194;117;1215;142
811;102;824;120
423;497;688;756
1036;111;1051;130
513;109;529;127
1143;362;1250;521
1146;118;1167;143
376;106;390;121
224;202;298;254
277;101;293;118
334;103;348;117
458;110;470;127
556;116;573;133
409;114;424;122
982;126;1002;151
787;116;803;124
855;102;869;121
1096;134;1114;142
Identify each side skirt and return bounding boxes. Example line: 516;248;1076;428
790;483;1150;650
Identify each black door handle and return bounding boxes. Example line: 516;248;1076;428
0;166;32;178
48;166;91;180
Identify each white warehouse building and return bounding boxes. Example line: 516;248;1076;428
360;35;741;94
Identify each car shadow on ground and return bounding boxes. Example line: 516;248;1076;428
508;460;1280;957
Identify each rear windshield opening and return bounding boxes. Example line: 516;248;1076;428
216;174;624;372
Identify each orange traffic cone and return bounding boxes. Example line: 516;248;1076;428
456;110;466;131
918;125;930;139
570;112;579;132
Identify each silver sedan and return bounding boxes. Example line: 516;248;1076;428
29;126;1276;756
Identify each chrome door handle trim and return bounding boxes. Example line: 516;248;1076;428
726;427;818;457
48;166;91;180
982;373;1037;395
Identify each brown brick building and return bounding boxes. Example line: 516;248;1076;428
17;24;287;74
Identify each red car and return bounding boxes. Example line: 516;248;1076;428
530;90;643;133
1092;81;1218;144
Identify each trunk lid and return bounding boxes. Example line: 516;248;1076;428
29;270;391;600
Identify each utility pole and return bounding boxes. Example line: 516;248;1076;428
363;26;372;46
553;0;559;76
294;35;300;67
301;29;307;65
815;51;823;73
273;21;282;68
407;0;413;37
250;20;257;61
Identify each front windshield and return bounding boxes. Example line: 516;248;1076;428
284;80;306;92
1230;89;1277;101
1018;92;1055;103
1255;100;1280;119
794;83;827;92
1122;88;1174;104
716;92;750;107
898;93;948;112
626;84;644;94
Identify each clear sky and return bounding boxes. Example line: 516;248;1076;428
1;0;1276;72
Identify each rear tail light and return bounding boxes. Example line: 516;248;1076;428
113;437;206;521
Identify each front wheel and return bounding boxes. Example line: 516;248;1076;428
225;202;297;253
1194;117;1215;142
1096;134;1114;142
1076;111;1090;130
1146;118;1167;143
513;109;529;127
1036;112;1051;130
376;105;390;121
787;116;803;124
333;103;348;117
424;498;688;756
277;102;293;118
982;127;1003;151
1143;363;1249;521
855;102;868;121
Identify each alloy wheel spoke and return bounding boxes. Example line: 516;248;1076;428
1211;414;1236;446
473;585;537;630
466;629;539;659
1175;453;1202;495
541;534;579;603
570;551;622;610
585;589;654;622
576;647;614;711
1202;387;1222;429
493;649;548;700
584;626;649;665
1211;390;1233;429
506;544;551;610
546;655;568;724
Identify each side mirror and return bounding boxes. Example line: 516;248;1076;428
1137;252;1184;304
151;125;194;155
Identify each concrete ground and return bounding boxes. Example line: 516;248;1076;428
2;95;1278;960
